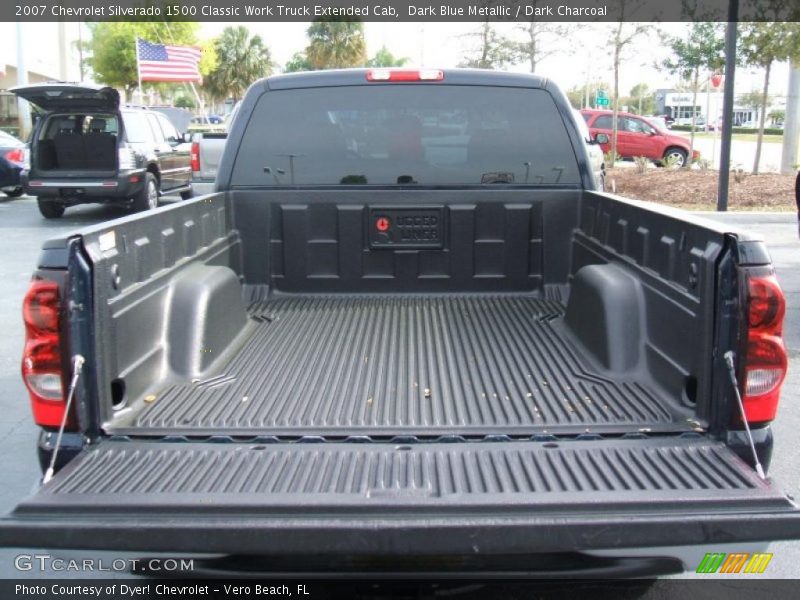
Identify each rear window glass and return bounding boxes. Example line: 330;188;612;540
232;85;580;186
156;113;180;140
594;115;613;129
40;114;118;139
122;112;154;143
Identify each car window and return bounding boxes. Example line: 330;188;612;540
645;117;666;132
594;115;612;129
39;114;118;139
622;117;653;134
155;113;180;141
232;85;581;186
122;112;155;143
639;119;656;135
145;113;166;143
41;115;80;139
83;115;118;135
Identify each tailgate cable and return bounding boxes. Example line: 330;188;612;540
43;355;85;484
723;351;766;480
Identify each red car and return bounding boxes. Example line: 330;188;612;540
581;109;700;167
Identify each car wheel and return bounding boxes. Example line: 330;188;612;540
132;173;159;212
663;147;688;168
37;198;65;219
2;186;24;198
180;186;194;200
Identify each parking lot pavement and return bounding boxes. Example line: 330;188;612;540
0;197;796;580
673;133;784;172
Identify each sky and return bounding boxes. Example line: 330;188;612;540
200;21;791;98
0;21;792;100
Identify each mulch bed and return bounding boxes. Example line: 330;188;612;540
607;167;797;211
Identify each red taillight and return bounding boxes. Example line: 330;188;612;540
5;148;24;163
366;69;444;82
190;142;200;172
21;279;72;429
740;273;788;424
747;275;785;334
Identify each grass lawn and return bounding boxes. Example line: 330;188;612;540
685;132;783;143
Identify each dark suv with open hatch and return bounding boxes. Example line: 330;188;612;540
11;82;192;218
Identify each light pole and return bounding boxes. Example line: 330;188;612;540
15;21;32;139
717;2;738;212
781;61;799;174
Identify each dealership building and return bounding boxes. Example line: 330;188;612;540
654;89;786;127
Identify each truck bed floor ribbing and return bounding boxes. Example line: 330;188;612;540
120;295;692;436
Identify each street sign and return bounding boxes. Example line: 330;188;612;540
595;89;609;106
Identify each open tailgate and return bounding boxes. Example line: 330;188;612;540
1;437;800;555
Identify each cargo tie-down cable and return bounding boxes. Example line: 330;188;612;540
43;355;84;484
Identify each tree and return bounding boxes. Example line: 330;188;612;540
661;23;725;166
627;83;656;115
512;5;574;73
366;45;409;68
739;22;800;173
198;38;218;81
306;18;367;70
203;26;274;104
174;95;195;109
284;52;312;73
565;85;586;109
565;80;612;110
85;21;199;100
738;89;767;110
768;109;785;126
607;8;651;164
459;21;516;69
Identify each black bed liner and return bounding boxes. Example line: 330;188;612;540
5;436;800;554
30;438;762;506
113;295;693;437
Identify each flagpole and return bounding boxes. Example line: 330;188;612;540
188;81;208;125
135;37;144;105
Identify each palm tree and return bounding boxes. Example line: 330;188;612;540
203;26;274;103
366;45;409;68
306;18;367;70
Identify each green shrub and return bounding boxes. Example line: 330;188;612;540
174;95;195;109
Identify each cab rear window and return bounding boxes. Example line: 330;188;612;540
122;112;154;143
231;85;580;186
39;114;118;139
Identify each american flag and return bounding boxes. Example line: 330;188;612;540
136;38;202;82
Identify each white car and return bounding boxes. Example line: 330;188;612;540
573;109;606;191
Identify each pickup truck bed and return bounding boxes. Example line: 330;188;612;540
5;70;799;573
119;293;688;436
78;185;716;445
